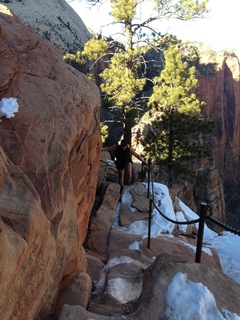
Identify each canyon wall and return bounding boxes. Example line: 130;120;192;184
196;51;240;226
0;5;101;319
133;50;240;227
197;51;240;181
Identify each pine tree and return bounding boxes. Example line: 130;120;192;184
100;122;109;143
66;0;209;144
142;45;214;183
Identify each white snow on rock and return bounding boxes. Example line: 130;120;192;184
0;98;19;120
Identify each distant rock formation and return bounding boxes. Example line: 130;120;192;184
193;166;226;232
196;51;240;227
3;0;92;52
133;49;240;228
197;51;240;181
0;5;101;319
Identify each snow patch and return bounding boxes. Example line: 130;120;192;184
0;98;19;120
165;272;240;320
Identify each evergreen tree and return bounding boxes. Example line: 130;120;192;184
66;0;209;144
142;45;214;183
100;122;109;143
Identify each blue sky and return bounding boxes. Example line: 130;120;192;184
69;0;239;51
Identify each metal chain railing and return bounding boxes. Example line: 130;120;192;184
206;215;240;236
151;200;201;225
146;158;240;263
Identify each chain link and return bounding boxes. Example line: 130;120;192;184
149;162;240;236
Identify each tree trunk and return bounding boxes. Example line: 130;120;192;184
168;110;174;184
124;122;132;146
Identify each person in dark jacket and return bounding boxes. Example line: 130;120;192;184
102;139;146;187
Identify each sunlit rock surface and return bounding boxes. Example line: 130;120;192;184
0;5;101;319
4;0;91;52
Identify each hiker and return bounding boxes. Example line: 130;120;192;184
102;139;147;187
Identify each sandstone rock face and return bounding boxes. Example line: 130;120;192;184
197;52;240;181
193;166;226;231
140;51;240;228
4;0;91;53
195;52;240;227
0;6;101;320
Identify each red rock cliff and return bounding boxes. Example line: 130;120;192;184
197;52;240;180
0;5;101;320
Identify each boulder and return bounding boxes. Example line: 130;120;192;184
59;305;120;320
131;254;240;319
87;253;105;287
54;272;92;320
129;183;149;213
119;202;149;227
90;183;121;232
86;183;121;261
0;6;101;320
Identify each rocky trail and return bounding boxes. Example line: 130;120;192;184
56;179;239;320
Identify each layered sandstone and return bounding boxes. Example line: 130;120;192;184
197;51;240;180
195;51;240;226
0;5;101;320
4;0;91;53
135;50;240;226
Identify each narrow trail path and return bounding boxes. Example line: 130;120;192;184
58;181;233;320
86;182;154;316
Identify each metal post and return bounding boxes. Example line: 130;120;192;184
195;202;208;263
147;198;152;248
147;158;151;198
140;161;144;182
